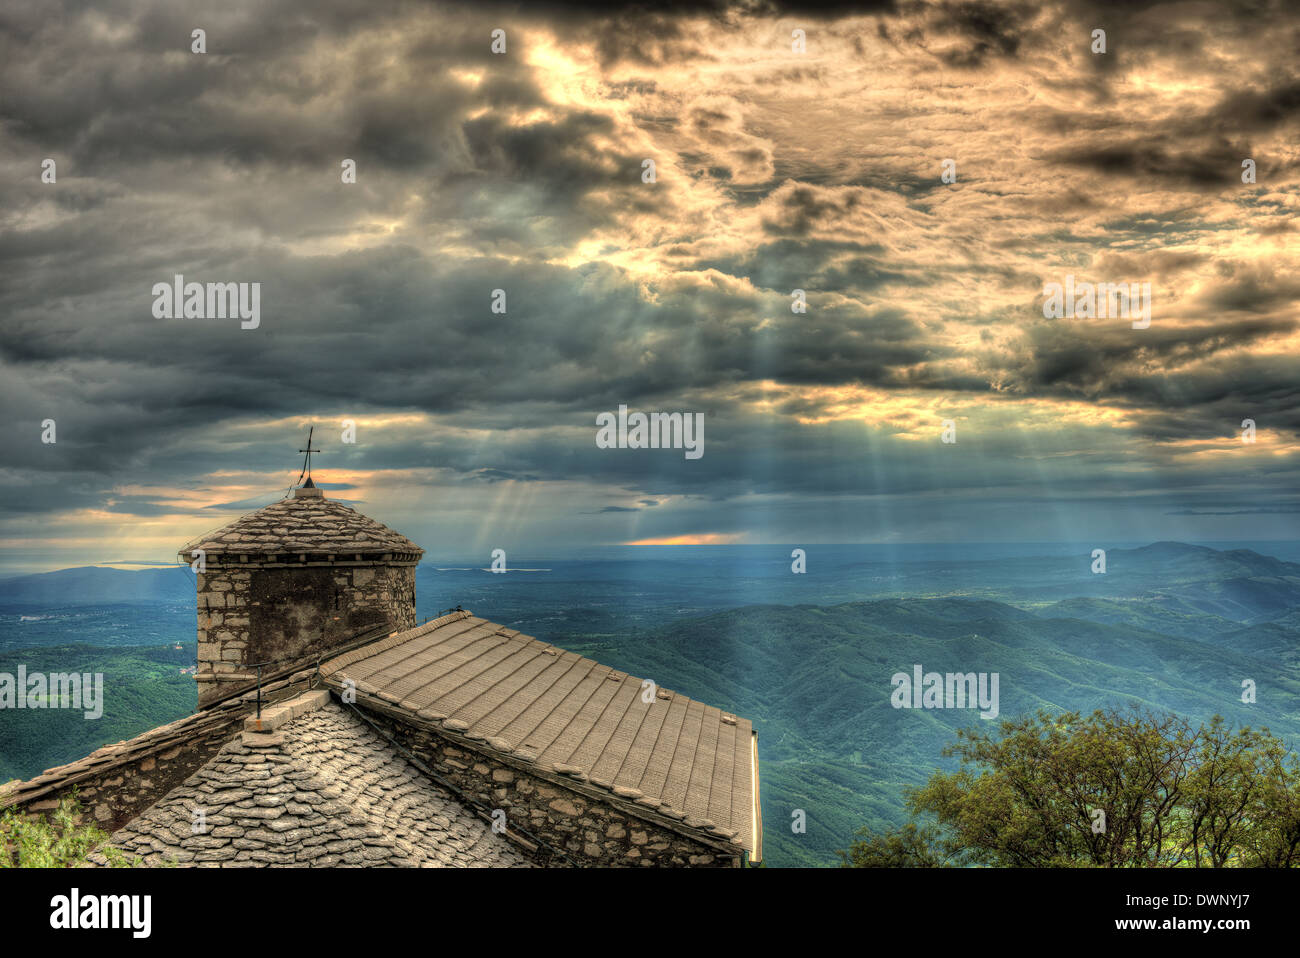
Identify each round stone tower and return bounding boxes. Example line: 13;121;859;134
179;480;424;707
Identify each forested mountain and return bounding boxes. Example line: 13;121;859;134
3;542;1298;866
562;597;1300;865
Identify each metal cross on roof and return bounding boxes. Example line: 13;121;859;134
297;426;321;486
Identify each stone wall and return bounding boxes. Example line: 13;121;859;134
58;727;236;832
354;701;744;867
196;561;416;706
3;675;312;833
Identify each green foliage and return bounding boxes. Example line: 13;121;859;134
0;792;138;868
837;823;954;867
0;642;195;782
843;708;1300;867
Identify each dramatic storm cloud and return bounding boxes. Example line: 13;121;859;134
0;0;1296;569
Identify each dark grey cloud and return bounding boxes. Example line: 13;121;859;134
0;0;1296;560
1049;142;1246;187
925;0;1030;65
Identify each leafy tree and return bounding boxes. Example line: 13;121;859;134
836;823;954;867
1179;716;1274;866
842;707;1300;867
1237;738;1300;867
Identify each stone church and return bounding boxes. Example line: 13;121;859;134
1;479;763;867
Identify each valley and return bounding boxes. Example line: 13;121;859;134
2;540;1298;866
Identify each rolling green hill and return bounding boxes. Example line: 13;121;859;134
3;542;1298;867
0;643;196;784
556;596;1300;866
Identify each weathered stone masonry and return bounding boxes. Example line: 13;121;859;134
181;483;423;706
0;674;312;832
350;697;743;867
4;474;762;867
194;560;417;703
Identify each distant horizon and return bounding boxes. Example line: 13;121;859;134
6;537;1300;579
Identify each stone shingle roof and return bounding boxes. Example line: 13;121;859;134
179;493;423;559
0;678;295;809
90;693;532;867
320;610;759;854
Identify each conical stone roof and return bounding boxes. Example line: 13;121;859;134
180;489;423;559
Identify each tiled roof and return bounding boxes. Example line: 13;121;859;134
0;677;297;809
319;610;759;853
178;494;423;558
90;695;532;867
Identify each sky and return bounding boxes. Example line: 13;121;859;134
0;0;1297;572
